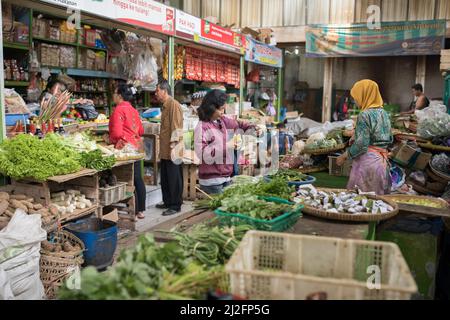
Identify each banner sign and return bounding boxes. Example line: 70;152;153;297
244;36;282;68
306;20;446;57
174;10;245;54
175;10;201;41
41;0;175;35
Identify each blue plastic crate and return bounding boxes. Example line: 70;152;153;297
5;113;29;126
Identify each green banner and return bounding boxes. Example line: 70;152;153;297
306;20;446;58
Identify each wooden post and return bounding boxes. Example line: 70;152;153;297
416;56;427;90
322;58;334;123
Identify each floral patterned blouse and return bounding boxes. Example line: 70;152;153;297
348;108;393;159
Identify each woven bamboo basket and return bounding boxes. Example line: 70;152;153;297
41;230;85;260
298;188;399;222
303;143;347;155
40;231;85;299
418;142;450;152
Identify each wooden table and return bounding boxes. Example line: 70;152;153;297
150;209;370;242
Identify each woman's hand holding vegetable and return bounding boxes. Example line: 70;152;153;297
336;152;348;167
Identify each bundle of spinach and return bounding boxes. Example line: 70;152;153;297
57;234;220;300
172;224;253;267
195;178;295;210
268;169;308;182
80;150;116;171
220;195;292;220
0;134;81;181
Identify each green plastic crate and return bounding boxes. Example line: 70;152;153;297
214;197;303;232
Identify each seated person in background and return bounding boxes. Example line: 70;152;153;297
402;83;430;115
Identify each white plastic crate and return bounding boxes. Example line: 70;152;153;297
226;231;417;300
99;182;127;206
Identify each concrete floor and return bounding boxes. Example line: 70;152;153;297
115;185;194;254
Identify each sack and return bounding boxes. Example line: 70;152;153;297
0;210;46;300
75;104;99;120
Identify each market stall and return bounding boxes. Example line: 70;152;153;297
242;35;283;123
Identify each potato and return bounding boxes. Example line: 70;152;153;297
28;209;40;215
0;200;9;215
4;210;14;217
0;192;10;201
63;241;75;252
33;204;43;210
10;194;27;200
25;198;34;203
37;209;50;216
49;205;59;216
54;245;63;252
10;200;28;212
41;241;55;252
43;217;53;224
21;201;34;210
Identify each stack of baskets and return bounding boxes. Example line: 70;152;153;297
40;230;85;299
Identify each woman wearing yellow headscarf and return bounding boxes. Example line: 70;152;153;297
336;80;393;195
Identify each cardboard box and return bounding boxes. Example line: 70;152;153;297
392;144;432;170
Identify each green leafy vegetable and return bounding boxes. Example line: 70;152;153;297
220;195;292;220
0;134;81;181
194;178;295;210
267;169;308;182
80;150;116;171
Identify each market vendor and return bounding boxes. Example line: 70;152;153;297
402;83;430;115
109;83;146;220
336;79;393;195
194;90;260;195
40;77;93;106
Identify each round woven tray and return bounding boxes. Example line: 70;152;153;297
383;194;449;209
303;143;347;155
297;165;328;174
418;142;450;152
394;133;429;143
407;179;444;197
298;188;399;222
116;154;145;161
429;162;450;182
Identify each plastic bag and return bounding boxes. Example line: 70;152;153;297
306;132;326;146
75;104;99;121
4;89;30;114
0;210;46;300
416;104;450;139
292;140;306;156
131;46;158;91
305;120;354;138
409;171;426;186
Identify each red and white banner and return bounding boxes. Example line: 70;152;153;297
41;0;175;35
175;10;201;40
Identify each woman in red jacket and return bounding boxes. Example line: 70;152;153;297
109;83;146;220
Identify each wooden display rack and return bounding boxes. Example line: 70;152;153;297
183;163;198;201
1;161;138;231
98;160;137;231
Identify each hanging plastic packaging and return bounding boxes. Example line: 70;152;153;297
131;46;158;91
416;103;450;139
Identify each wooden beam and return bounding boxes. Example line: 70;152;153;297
416;56;427;90
322;58;334;123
